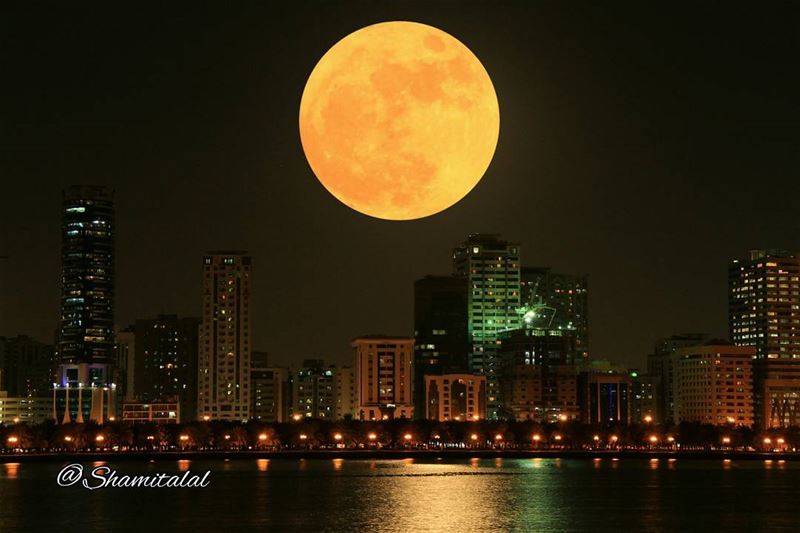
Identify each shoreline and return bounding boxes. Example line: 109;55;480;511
2;449;798;463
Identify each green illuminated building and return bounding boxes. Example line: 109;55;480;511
453;234;521;419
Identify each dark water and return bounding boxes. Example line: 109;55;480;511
1;457;798;532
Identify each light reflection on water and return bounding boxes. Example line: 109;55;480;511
0;458;798;532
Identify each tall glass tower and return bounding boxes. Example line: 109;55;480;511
56;185;116;422
453;234;521;419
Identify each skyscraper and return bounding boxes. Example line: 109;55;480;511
55;185;116;423
520;267;589;360
58;185;115;381
453;234;521;419
353;335;414;420
413;275;468;417
729;250;800;427
132;314;200;422
198;252;252;421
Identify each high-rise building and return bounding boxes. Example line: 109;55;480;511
413;275;468;417
55;185;116;423
198;252;252;421
729;250;800;359
0;335;55;397
647;333;708;423
729;250;800;427
672;344;755;426
424;373;486;421
453;234;521;419
353;335;414;420
521;267;589;359
132;314;200;422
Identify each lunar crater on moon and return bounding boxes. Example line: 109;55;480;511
300;21;499;220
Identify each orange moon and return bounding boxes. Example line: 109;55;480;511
299;21;500;220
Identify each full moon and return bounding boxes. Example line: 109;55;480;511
299;21;500;220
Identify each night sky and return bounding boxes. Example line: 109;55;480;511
1;2;798;368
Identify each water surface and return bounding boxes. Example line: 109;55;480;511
0;457;797;531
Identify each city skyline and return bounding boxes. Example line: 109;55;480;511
2;3;799;370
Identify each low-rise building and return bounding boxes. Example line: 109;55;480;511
424;373;486;421
121;402;180;424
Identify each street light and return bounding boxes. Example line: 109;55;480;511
95;435;105;443
532;434;541;443
299;433;308;441
12;417;19;424
292;414;303;422
368;432;377;441
64;436;73;443
643;415;653;423
404;433;413;441
202;415;211;422
333;433;343;441
7;436;18;445
553;435;562;441
179;434;189;442
722;436;731;445
649;435;658;444
494;434;503;441
558;414;568;422
592;435;600;442
258;433;268;442
470;433;479;441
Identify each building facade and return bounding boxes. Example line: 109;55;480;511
729;250;800;359
453;234;521;419
55;185;116;423
629;370;659;423
353;336;414;420
252;365;288;423
672;344;755;426
132;315;200;423
198;252;252;421
578;371;631;424
647;333;708;423
520;267;589;360
0;392;52;425
424;373;486;421
291;359;336;420
413;275;469;417
0;335;54;398
753;358;800;428
121;402;179;424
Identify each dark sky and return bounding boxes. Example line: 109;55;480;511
1;2;799;368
